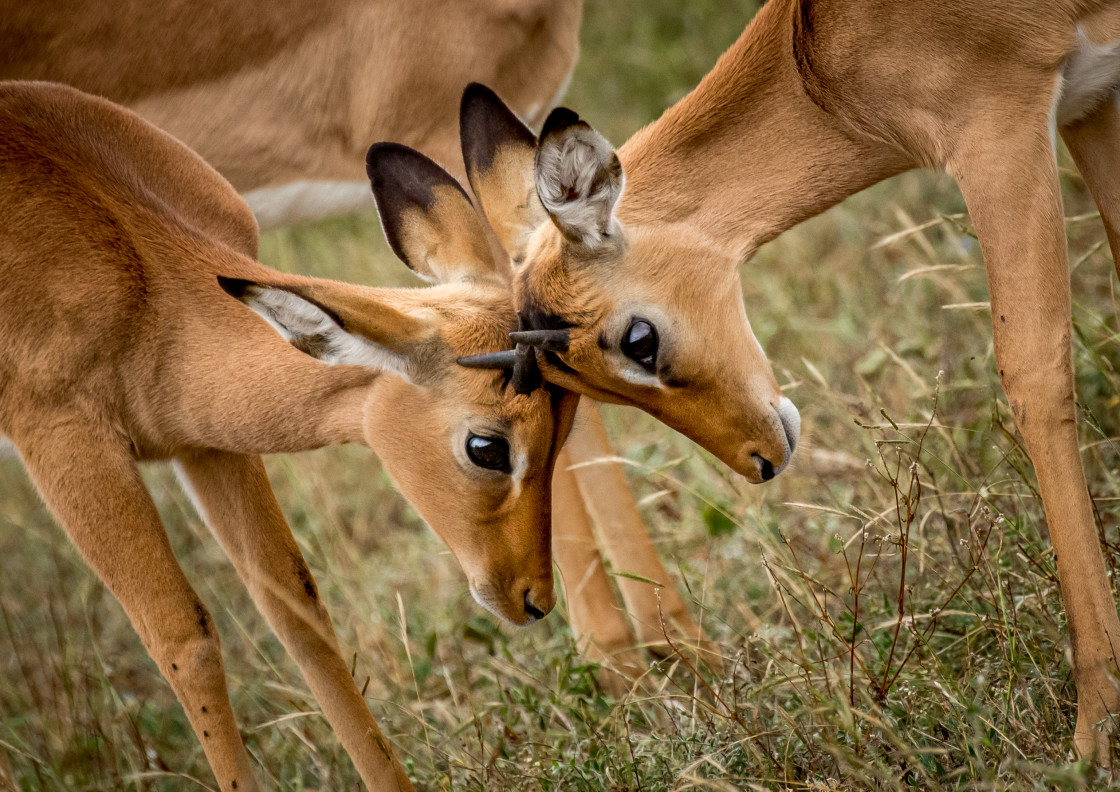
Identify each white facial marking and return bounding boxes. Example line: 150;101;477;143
244;181;373;230
509;449;529;498
1058;27;1120;126
469;584;519;624
618;366;665;389
242;286;411;379
777;397;802;456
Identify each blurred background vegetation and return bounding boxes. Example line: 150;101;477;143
5;0;1120;789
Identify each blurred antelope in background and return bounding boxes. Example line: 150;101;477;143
457;0;1120;762
0;0;710;681
0;81;578;791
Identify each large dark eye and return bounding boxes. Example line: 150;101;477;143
466;433;511;472
621;318;658;371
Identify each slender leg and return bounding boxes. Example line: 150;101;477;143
951;117;1120;761
174;450;413;792
565;402;712;658
11;421;257;792
552;452;644;694
1063;92;1120;276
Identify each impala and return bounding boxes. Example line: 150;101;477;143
0;0;583;228
0;81;579;792
456;0;1120;761
0;0;710;681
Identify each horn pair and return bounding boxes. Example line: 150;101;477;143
457;314;571;395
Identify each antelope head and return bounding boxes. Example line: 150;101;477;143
459;84;799;483
222;143;578;624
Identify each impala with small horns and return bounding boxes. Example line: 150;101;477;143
454;0;1120;762
0;81;577;792
0;0;714;705
459;83;801;483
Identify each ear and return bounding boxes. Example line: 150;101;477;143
366;142;501;285
219;275;432;381
534;107;624;249
460;83;549;266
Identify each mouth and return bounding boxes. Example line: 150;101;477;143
469;582;554;626
746;398;801;483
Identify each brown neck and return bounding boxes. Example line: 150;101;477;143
164;333;382;457
617;0;907;261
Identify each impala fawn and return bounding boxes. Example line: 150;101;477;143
452;0;1120;761
0;81;578;791
0;0;715;677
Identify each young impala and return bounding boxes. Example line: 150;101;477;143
0;0;711;675
0;81;578;792
456;0;1120;761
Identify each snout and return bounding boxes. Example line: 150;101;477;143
470;575;557;626
744;397;801;483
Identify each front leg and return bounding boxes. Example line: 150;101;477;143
10;420;258;792
951;118;1120;761
174;450;413;791
566;402;712;660
552;451;644;694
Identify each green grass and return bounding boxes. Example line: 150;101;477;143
5;1;1120;789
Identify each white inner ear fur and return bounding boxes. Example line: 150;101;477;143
242;286;412;380
535;127;624;248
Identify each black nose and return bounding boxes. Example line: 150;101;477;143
752;453;776;482
524;590;546;621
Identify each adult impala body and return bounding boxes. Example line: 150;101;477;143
0;0;713;678
456;0;1120;760
0;0;583;228
0;81;577;791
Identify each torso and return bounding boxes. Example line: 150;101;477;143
0;0;582;226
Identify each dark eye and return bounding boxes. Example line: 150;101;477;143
466;433;511;472
621;318;658;371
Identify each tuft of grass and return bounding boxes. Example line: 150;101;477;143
5;1;1120;790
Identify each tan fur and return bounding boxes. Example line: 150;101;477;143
0;81;579;791
472;0;1120;763
0;0;583;213
0;0;703;706
465;93;799;484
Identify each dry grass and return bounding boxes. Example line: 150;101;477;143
5;1;1120;790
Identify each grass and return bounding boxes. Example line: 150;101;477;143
5;0;1120;789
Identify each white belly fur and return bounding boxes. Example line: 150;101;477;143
244;180;374;231
1058;27;1120;126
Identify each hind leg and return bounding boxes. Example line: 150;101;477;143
1063;92;1120;276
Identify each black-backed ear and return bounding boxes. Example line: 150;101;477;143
366;142;501;285
218;274;431;381
459;83;549;266
534;107;624;248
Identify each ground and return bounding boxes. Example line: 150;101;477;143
4;1;1120;789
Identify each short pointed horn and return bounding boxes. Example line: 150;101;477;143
508;329;570;354
457;350;518;369
511;342;542;395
